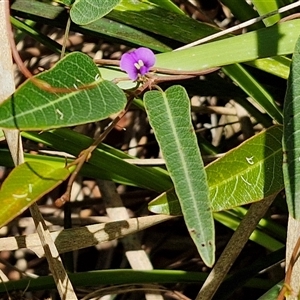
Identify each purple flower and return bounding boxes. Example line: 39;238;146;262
120;47;156;81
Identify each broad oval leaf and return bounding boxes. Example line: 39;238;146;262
149;125;284;214
0;162;70;228
70;0;121;25
0;52;127;130
144;85;215;267
283;34;300;219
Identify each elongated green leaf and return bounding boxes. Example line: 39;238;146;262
246;56;291;79
149;125;284;214
221;0;262;30
155;20;300;71
252;0;281;26
0;52;126;130
116;0;183;15
0;162;70;228
283;33;300;219
258;281;282;300
55;0;74;5
70;0;121;25
21;129;173;192
222;64;283;123
11;0;170;52
147;0;184;14
144;85;215;267
0;130;4;142
11;0;171;52
11;0;294;77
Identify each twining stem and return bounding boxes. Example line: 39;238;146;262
94;58;220;76
54;108;128;206
277;233;300;299
54;85;145;206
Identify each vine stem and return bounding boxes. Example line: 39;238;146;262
54;81;149;206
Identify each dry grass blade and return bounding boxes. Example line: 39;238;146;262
0;215;174;256
1;2;77;299
97;179;164;300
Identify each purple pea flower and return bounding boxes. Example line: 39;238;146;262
120;47;156;81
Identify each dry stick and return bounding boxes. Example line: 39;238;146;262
4;2;78;299
175;1;300;51
1;0;23;166
0;215;174;257
0;5;29;299
29;206;79;300
278;216;300;300
196;193;278;300
60;14;71;59
97;179;164;300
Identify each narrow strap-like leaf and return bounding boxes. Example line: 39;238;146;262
144;85;215;267
283;34;300;218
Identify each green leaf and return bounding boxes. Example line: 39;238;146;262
258;281;282;300
222;64;283;123
252;0;281;26
0;162;70;228
11;1;171;53
54;0;74;6
70;0;121;25
11;0;296;77
144;85;215;267
21;129;173;192
154;20;300;71
0;52;126;130
221;0;262;30
0;130;4;142
149;125;284;214
283;33;300;219
147;0;184;14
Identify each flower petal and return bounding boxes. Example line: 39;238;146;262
139;65;149;76
120;47;156;80
134;47;156;68
120;52;139;80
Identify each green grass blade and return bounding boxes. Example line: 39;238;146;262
21;129;173;192
221;0;262;30
144;85;215;267
258;281;283;299
283;33;300;219
147;0;184;14
252;0;282;26
11;0;171;52
155;20;300;71
222;64;283;123
214;211;284;251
